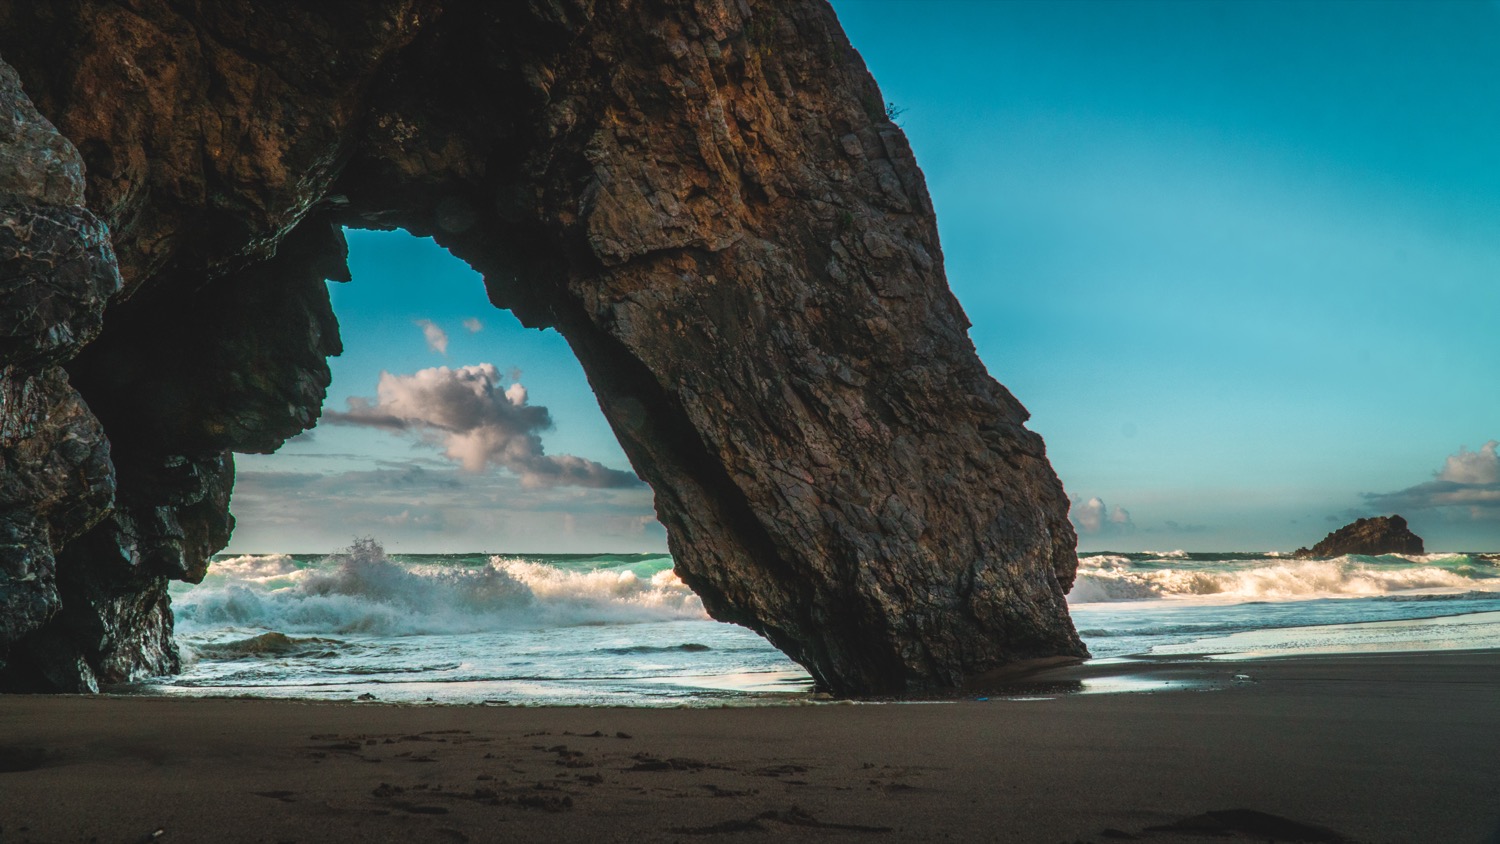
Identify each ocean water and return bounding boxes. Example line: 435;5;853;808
1069;550;1500;658
149;543;1500;705
160;540;808;706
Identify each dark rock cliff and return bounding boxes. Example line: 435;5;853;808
1294;515;1425;558
1;59;123;691
0;0;1086;695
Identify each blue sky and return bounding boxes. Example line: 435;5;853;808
226;0;1500;553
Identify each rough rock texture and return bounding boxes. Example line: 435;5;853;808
0;0;1086;695
1295;515;1425;559
0;59;122;690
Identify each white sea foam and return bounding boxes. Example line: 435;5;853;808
1147;549;1191;559
176;542;706;636
489;557;703;622
1078;554;1133;567
1069;555;1499;604
1390;552;1473;564
1149;611;1500;658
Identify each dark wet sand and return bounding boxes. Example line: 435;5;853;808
2;651;1498;843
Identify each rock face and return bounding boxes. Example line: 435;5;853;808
1;59;122;691
0;0;1086;695
1294;515;1425;558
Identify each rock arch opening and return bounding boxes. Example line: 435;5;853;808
227;227;656;554
155;227;812;704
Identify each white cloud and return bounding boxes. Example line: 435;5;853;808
1365;440;1500;519
1071;496;1135;536
1438;441;1500;485
416;319;449;355
323;363;640;489
462;318;483;334
1072;498;1105;534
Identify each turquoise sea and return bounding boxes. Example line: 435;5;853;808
151;542;1500;705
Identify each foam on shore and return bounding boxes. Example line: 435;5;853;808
1150;610;1500;659
1071;552;1497;604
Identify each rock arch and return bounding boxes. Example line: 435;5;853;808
0;0;1085;696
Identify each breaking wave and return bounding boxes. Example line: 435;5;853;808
208;553;301;582
175;540;706;637
1069;553;1500;604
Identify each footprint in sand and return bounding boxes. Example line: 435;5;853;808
0;746;50;773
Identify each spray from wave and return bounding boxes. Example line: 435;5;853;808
1069;553;1499;604
175;539;706;637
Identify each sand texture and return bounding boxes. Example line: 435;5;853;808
1;651;1497;843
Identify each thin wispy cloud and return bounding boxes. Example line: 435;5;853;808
323;363;640;489
1364;441;1500;520
462;318;483;333
416;319;449;355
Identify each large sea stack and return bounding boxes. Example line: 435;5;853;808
0;0;1086;696
1295;515;1425;558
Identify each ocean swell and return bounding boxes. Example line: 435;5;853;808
1069;554;1499;604
175;541;706;636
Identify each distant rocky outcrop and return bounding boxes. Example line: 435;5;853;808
0;0;1087;696
1294;515;1425;558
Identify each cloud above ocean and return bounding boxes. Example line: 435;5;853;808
1071;496;1134;536
322;363;641;489
1364;441;1500;520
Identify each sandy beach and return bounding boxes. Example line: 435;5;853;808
3;649;1498;843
